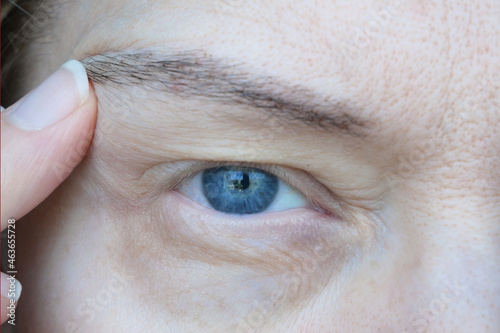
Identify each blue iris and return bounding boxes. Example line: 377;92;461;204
202;166;279;214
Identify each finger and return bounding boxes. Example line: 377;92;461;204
1;60;98;229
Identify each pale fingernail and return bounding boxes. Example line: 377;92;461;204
4;59;89;131
1;273;22;302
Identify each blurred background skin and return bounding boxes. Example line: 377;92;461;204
2;0;500;332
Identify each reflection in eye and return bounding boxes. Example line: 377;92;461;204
203;167;278;214
179;166;308;215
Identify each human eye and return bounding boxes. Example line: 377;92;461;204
115;160;370;314
178;165;309;215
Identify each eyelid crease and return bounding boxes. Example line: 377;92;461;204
141;160;352;220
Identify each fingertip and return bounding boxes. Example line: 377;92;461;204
0;74;99;223
2;60;93;131
61;60;89;105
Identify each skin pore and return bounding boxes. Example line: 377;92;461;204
9;0;500;332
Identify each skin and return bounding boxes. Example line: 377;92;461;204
7;0;500;332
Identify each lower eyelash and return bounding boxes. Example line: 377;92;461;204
166;190;341;236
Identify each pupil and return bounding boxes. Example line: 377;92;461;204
232;173;250;191
202;166;279;214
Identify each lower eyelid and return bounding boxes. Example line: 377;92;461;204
155;191;361;277
168;190;341;240
136;190;365;310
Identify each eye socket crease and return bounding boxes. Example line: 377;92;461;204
81;48;370;136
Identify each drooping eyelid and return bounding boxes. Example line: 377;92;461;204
143;160;350;218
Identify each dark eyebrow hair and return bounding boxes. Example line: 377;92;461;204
81;48;368;135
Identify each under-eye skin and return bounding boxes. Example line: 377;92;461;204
178;165;310;215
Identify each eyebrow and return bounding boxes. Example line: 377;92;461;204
81;48;368;135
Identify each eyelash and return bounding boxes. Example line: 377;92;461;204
172;161;337;217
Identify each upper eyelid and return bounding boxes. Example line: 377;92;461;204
174;161;299;193
146;160;286;190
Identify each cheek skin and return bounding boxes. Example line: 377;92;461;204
107;191;371;331
13;184;137;333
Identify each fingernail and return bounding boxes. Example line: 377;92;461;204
1;273;22;302
4;59;89;131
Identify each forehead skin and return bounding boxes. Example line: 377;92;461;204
56;0;499;180
18;0;500;332
60;0;500;208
